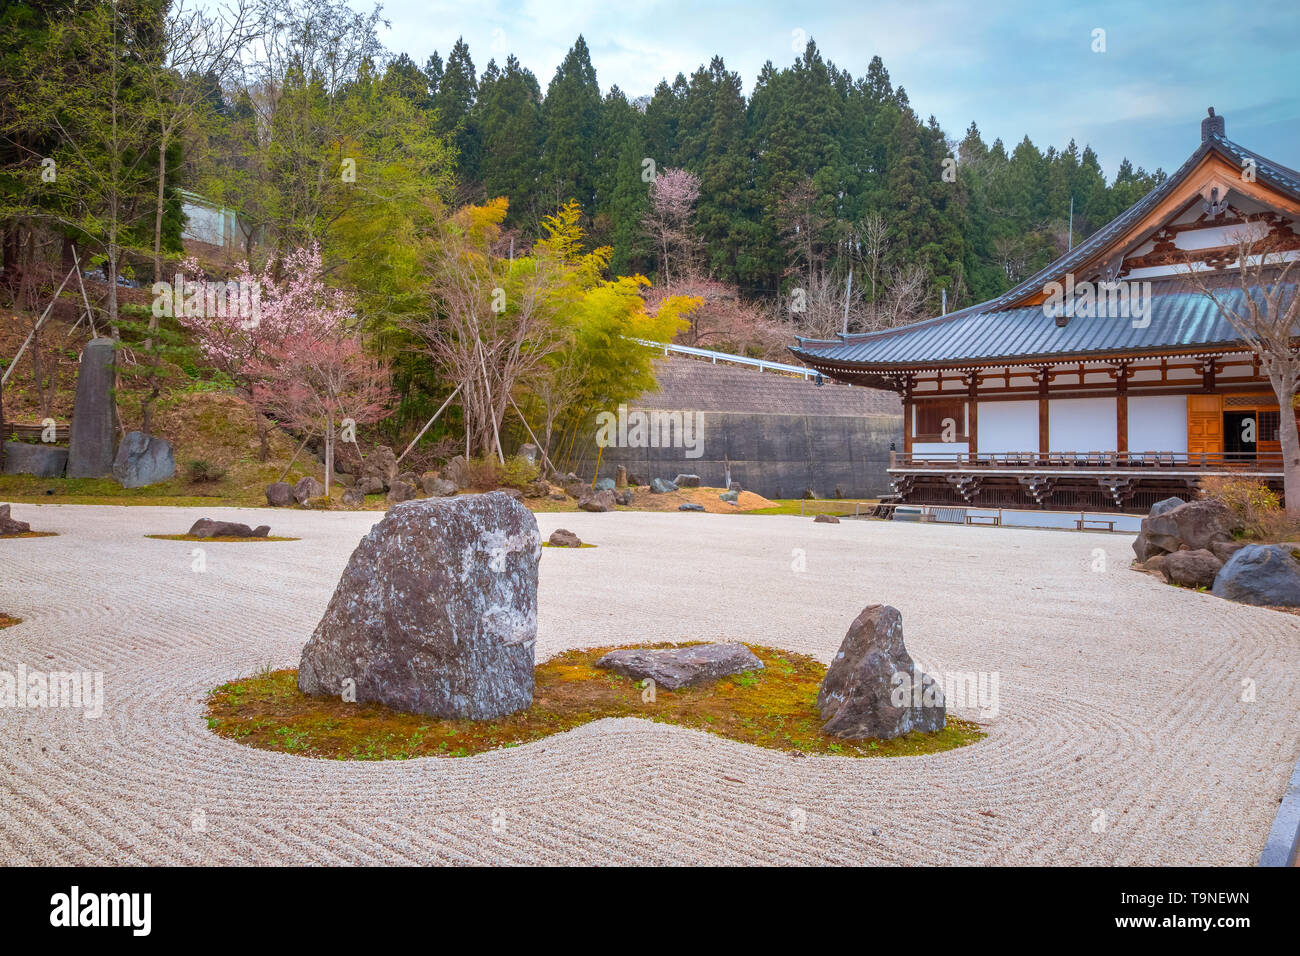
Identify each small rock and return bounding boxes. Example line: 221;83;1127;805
548;529;583;548
614;489;633;506
649;478;677;494
293;476;325;504
672;474;701;488
386;480;417;505
443;455;470;490
595;643;764;690
1162;548;1222;588
1210;539;1247;564
679;502;704;512
579;489;617;512
524;480;550;499
341;488;365;508
814;514;840;524
265;482;294;507
423;476;458;497
357;475;386;495
628;473;647;487
719;489;739;503
594;477;616;492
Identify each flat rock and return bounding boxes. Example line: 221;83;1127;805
817;604;945;740
678;502;704;511
3;441;67;478
187;518;269;538
649;478;677;494
594;643;763;691
297;492;540;719
815;514;840;523
673;474;701;488
719;489;739;503
1211;544;1300;608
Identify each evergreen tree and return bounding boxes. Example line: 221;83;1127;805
539;35;602;215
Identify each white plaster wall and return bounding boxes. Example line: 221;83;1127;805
911;442;969;457
1049;397;1116;451
1127;395;1187;453
977;400;1039;453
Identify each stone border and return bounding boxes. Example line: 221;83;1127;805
1258;748;1300;866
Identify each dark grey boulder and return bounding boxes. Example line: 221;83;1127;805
673;474;701;488
594;477;616;491
1162;548;1222;589
341;488;365;508
356;476;385;495
1211;544;1300;608
386;480;417;505
66;338;117;478
579;489;617;512
719;489;739;503
614;489;633;506
678;502;704;511
649;478;677;494
628;473;647;487
1133;496;1239;560
443;454;470;490
187;518;268;538
548;528;582;548
2;441;67;478
817;604;945;740
524;480;550;498
1210;539;1247;564
0;504;31;535
423;475;457;497
293;476;325;504
265;482;294;507
112;431;175;488
595;643;763;691
297;492;541;718
814;513;840;523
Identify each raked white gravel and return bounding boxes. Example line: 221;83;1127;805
1;502;1297;865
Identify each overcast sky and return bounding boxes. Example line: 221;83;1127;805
361;0;1298;180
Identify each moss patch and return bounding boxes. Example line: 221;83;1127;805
145;534;299;542
0;531;58;539
0;613;21;628
206;644;984;761
541;541;597;549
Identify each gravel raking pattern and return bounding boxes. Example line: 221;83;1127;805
1;503;1298;865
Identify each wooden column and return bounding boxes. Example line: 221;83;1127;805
965;372;979;458
1037;367;1050;459
1116;365;1129;455
902;376;915;456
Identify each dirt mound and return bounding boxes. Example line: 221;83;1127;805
631;486;773;513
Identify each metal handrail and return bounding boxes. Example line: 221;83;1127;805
627;337;817;380
890;450;1285;470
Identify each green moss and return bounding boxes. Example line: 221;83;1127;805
206;644;984;761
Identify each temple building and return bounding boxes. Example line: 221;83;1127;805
790;109;1300;512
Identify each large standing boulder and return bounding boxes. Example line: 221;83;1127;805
615;465;628;488
2;441;67;477
1162;548;1222;589
265;482;294;507
293;476;325;504
112;431;175;488
1211;544;1300;608
817;604;945;740
0;504;31;535
66;338;117;478
595;643;763;690
297;493;541;719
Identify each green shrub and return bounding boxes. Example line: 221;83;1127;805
465;454;539;490
186;459;227;484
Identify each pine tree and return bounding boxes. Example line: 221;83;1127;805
539;35;601;215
